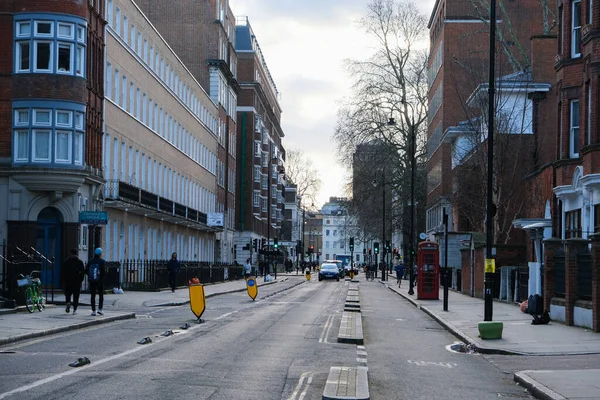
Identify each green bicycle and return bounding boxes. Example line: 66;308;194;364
17;270;44;313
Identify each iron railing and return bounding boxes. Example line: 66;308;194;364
578;252;592;301
554;253;566;298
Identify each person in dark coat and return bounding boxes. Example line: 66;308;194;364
167;252;180;292
87;248;106;316
62;248;85;315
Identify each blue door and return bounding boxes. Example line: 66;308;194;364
36;207;62;287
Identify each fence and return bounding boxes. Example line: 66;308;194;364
577;252;592;301
82;259;245;292
553;252;566;298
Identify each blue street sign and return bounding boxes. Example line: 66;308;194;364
79;211;108;225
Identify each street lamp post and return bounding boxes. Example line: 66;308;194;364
266;147;283;282
484;0;497;321
408;123;416;296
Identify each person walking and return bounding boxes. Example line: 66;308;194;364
62;248;85;315
395;263;405;288
244;258;252;278
167;252;180;292
87;248;106;316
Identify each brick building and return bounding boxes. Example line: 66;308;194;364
101;0;222;264
134;0;239;262
0;0;105;285
426;0;557;291
234;17;286;266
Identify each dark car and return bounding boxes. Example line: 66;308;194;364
318;263;340;281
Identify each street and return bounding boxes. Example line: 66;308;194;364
0;276;547;399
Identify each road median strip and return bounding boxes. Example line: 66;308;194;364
323;366;369;400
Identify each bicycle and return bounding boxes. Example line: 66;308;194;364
17;270;44;313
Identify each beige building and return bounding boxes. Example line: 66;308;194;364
102;0;221;263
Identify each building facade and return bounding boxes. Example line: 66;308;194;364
0;0;106;285
134;0;239;262
235;17;286;265
101;0;222;264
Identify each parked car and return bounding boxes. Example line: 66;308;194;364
318;263;340;281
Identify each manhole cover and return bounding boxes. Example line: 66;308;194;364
446;342;478;354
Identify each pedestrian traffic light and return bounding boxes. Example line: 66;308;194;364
374;242;379;254
349;237;354;251
274;238;279;249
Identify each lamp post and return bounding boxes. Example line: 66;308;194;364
266;146;283;282
484;0;497;321
408;123;416;296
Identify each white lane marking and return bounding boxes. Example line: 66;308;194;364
0;341;153;399
357;357;368;364
288;371;315;400
356;345;365;350
357;350;367;356
298;372;314;400
318;315;334;343
407;360;457;368
215;311;236;320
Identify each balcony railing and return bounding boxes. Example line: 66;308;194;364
104;179;209;226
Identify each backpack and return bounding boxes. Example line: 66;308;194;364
527;294;543;315
88;262;100;282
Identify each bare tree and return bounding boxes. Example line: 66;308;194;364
285;149;322;206
333;0;429;246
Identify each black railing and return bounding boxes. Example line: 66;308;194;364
105;180;209;226
82;259;245;292
554;253;566;298
578;252;592;301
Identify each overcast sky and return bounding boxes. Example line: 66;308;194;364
231;0;437;208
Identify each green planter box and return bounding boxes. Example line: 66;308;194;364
478;321;503;340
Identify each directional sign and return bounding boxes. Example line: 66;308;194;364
246;277;258;301
79;211;108;225
189;284;206;321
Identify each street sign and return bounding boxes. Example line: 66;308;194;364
485;258;495;273
79;211;108;225
246;277;258;301
207;212;224;227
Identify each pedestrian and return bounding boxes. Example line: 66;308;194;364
167;252;180;292
62;248;85;315
395;263;405;288
87;247;106;316
244;258;252;278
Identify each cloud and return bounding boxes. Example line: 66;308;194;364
230;0;438;207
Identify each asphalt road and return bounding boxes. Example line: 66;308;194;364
0;275;545;399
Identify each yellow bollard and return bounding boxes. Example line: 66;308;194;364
349;270;354;279
189;284;205;323
246;276;258;301
305;270;311;281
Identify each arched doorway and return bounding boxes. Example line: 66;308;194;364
36;207;62;287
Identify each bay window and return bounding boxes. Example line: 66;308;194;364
14;15;86;76
12;101;85;166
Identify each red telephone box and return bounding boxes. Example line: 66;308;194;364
417;240;439;300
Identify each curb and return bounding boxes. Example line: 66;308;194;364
0;312;136;346
385;283;522;356
513;371;567;400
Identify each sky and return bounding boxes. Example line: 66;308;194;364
231;0;437;208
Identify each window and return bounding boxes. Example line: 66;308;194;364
572;0;582;58
14;17;86;76
12;102;85;165
565;209;582;238
570;100;580;157
326;230;330;236
254;166;261;182
587;84;592;145
590;0;594;25
595;204;600;233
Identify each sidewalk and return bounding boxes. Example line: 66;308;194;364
0;275;293;347
385;279;600;400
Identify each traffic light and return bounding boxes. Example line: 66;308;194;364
274;238;279;249
368;248;372;255
309;245;314;253
349;237;354;252
385;240;390;251
363;248;366;255
253;239;258;251
374;242;379;254
261;238;266;249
